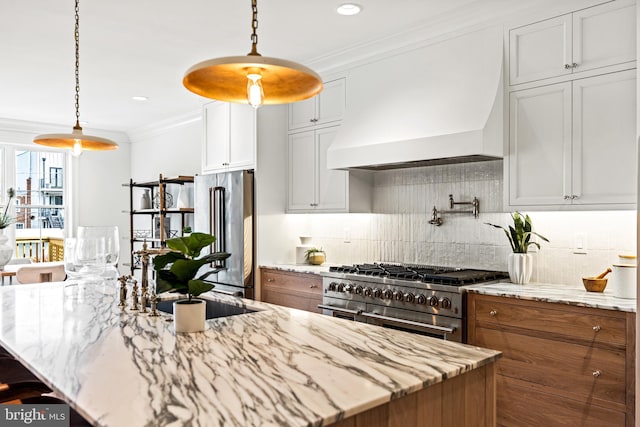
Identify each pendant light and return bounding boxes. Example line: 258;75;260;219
183;0;323;108
34;0;118;156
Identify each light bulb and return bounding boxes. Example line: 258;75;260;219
72;139;83;157
247;73;264;108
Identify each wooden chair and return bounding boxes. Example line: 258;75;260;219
15;263;66;284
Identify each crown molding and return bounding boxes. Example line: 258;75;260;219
127;109;202;143
0;117;129;147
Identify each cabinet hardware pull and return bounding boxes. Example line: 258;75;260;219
563;195;571;200
593;325;601;332
572;62;578;68
564;64;572;69
266;278;274;282
592;370;601;378
489;309;497;317
571;195;578;199
309;284;317;288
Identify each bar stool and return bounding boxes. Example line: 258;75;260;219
0;358;52;403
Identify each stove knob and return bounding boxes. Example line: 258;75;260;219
404;293;415;303
416;294;427;305
439;297;452;309
363;287;373;297
429;296;439;307
393;291;404;301
383;289;394;300
354;285;364;295
328;282;338;291
373;288;383;299
344;284;353;294
337;283;345;293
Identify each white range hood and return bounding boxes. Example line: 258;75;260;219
327;25;504;170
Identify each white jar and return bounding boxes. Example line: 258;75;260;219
610;264;637;299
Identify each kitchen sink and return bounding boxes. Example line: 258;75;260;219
154;299;258;319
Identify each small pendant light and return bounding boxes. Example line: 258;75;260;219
183;0;323;108
34;0;118;156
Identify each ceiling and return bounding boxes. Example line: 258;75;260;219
0;0;551;135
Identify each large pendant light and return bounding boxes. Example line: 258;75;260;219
183;0;323;108
34;0;118;156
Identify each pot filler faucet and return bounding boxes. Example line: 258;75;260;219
429;194;480;226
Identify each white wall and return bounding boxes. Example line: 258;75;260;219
128;113;201;181
263;160;636;288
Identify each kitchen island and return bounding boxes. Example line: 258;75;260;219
0;281;500;426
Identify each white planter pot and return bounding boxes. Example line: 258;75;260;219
508;253;533;284
173;299;206;333
0;229;13;271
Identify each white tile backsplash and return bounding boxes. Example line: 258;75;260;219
279;160;636;286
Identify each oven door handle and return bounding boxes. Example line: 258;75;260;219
317;304;362;316
360;312;456;335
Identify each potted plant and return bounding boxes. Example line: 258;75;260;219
486;212;549;284
305;247;326;265
0;188;15;270
153;232;230;332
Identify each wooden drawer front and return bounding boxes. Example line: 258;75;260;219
474;296;626;346
477;327;626;407
497;376;625;427
262;269;322;297
261;289;322;314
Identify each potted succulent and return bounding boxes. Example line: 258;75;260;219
486;212;549;284
153;232;230;332
305;247;326;265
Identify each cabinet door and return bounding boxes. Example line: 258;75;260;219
316;78;346;125
509;83;572;206
228;103;256;171
509;15;572;85
288;98;317;130
573;0;636;74
316;127;347;211
202;102;230;174
572;70;636;205
288;78;346;130
287;131;316;211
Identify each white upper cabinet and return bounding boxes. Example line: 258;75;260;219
203;102;256;174
509;0;636;86
287;127;347;212
288;78;346;130
508;69;636;208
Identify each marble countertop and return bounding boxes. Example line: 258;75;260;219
0;281;500;427
463;282;637;313
260;263;333;275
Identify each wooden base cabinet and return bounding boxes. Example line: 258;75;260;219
261;268;322;313
467;293;635;427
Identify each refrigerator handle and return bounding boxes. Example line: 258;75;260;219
210;186;226;268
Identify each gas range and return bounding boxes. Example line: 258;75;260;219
320;263;508;342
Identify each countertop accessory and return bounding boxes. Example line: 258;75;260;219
182;0;322;108
130;279;139;311
582;275;608;292
117;275;129;308
610;263;637;299
305;247;326;265
486;212;549;285
33;0;118;156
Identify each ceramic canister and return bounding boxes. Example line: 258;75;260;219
610;264;637;299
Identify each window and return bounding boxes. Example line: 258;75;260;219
49;167;63;189
14;150;66;261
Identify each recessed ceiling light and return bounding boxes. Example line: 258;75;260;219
132;96;148;101
337;3;361;16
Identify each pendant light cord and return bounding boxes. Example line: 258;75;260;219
73;0;81;130
248;0;260;56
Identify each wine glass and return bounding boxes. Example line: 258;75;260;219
77;226;119;279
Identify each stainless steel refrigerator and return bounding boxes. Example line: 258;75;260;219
194;170;254;299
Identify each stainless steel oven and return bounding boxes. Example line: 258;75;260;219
320;264;508;343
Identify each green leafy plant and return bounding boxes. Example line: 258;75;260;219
304;247;324;261
485;212;549;253
153;232;230;300
0;188;15;229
